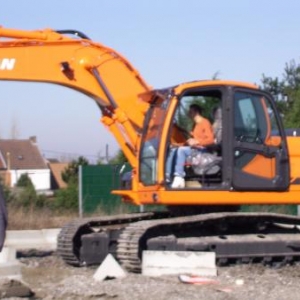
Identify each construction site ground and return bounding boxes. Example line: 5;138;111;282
6;252;300;300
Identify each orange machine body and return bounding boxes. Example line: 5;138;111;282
0;27;300;208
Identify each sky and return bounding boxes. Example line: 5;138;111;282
1;0;300;162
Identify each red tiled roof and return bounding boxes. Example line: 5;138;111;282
48;163;68;189
0;139;47;170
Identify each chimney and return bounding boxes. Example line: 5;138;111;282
29;136;37;143
5;152;11;187
6;152;10;170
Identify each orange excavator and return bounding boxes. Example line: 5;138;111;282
1;27;300;271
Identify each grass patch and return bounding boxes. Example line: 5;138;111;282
241;205;297;215
7;203;78;230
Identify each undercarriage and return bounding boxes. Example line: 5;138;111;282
57;210;300;272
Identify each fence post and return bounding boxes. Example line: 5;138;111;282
78;165;83;218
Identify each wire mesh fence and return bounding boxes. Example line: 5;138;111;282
79;164;140;216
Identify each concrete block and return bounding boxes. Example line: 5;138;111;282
142;250;217;277
4;229;60;250
0;247;17;263
93;254;127;282
0;248;21;281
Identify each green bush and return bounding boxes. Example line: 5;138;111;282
0;177;10;200
54;179;78;211
53;157;88;211
16;173;34;188
9;174;47;208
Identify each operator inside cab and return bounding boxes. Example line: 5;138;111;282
166;90;223;189
167;104;214;188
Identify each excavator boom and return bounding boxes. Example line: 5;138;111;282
0;27;150;165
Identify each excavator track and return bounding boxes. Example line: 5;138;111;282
117;212;300;273
57;211;170;266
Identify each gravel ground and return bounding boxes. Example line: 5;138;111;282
2;253;297;300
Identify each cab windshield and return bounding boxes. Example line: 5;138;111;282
139;94;170;185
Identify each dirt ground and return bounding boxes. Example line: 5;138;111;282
1;252;298;300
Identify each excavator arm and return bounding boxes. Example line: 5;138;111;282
0;27;151;166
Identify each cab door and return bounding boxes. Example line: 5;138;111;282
232;90;290;191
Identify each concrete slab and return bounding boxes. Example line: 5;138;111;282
41;229;61;249
0;262;22;280
142;250;217;277
93;254;127;282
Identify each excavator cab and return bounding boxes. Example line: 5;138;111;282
137;82;290;203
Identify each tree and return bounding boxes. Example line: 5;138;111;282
283;60;300;90
284;89;300;128
260;75;285;101
55;156;89;211
61;156;89;184
261;59;300;127
108;150;128;164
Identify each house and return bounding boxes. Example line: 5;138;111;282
0;136;50;191
48;162;68;189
